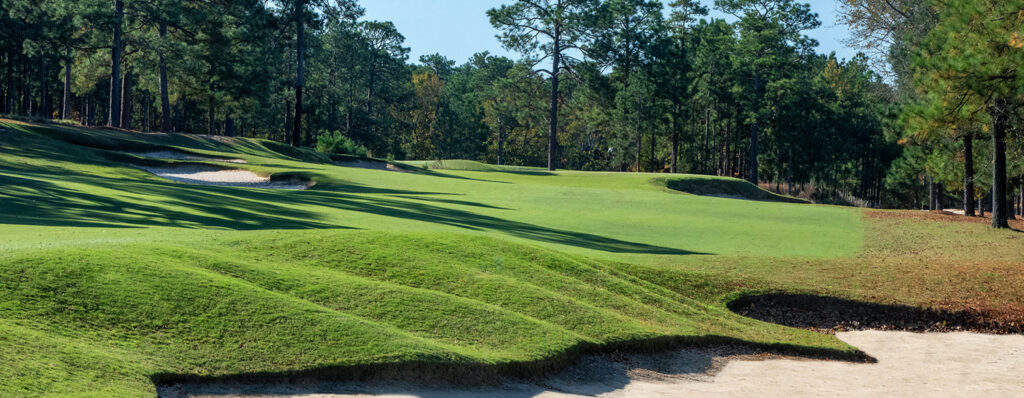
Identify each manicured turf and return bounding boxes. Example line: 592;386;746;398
1;119;1019;397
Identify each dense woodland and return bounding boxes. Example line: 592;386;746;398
0;0;1022;224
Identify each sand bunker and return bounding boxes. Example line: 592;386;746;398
335;159;407;173
130;150;247;164
160;331;1024;398
137;165;311;190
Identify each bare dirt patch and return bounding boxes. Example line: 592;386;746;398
136;164;312;190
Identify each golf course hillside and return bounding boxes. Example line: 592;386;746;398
2;120;1022;397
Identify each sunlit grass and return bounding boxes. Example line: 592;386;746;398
1;119;1018;397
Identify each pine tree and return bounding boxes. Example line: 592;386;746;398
489;0;602;171
914;0;1024;228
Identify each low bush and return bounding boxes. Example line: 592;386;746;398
316;130;368;157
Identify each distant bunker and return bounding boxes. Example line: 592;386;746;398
136;164;313;190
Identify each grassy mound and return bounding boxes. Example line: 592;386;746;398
401;159;553;175
659;175;809;203
2;119;1021;396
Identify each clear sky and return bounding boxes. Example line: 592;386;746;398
362;0;860;65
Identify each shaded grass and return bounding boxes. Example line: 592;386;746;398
0;232;848;397
659;175;809;204
1;120;1020;396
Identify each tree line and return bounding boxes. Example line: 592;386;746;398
841;0;1024;228
6;0;958;209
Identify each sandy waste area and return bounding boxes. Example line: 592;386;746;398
162;331;1024;398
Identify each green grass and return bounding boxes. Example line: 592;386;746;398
1;119;1019;397
659;175;809;203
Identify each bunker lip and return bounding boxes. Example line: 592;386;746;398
127;150;248;164
156;296;1024;397
727;293;1024;335
135;164;313;190
155;331;1024;398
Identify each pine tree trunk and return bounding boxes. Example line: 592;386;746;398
23;61;29;115
158;22;172;133
225;109;234;137
86;92;95;125
62;46;71;120
964;134;976;216
284;98;292;143
991;99;1010;228
40;56;49;118
1008;179;1017;220
497;125;505;166
120;69;132;129
649;129;656;172
291;0;305;147
109;0;123;127
748;74;761;184
670;112;679;174
208;100;215;135
547;29;560;171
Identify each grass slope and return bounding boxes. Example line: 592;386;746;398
659;175;809;204
1;120;1020;397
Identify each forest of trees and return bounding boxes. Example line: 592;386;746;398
1;0;1021;223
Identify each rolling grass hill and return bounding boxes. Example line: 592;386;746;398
2;119;1021;397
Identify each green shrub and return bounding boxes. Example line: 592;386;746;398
316;130;368;157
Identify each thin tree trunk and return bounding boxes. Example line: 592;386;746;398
208;100;215;135
40;56;49;117
1008;177;1017;220
497;125;505;166
62;46;71;119
748;73;761;184
284;97;292;143
109;0;124;127
927;177;936;210
649;128;656;172
291;0;305;147
225;109;234;137
86;92;95;125
964;134;976;216
991;99;1010;228
158;22;172;133
671;107;679;174
547;28;561;171
703;103;710;174
20;58;29;115
120;68;132;129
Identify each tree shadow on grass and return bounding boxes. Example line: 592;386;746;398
728;293;1023;334
1;168;702;255
0;172;337;230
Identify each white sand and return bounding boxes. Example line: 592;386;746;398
130;151;247;164
137;165;311;190
163;331;1024;398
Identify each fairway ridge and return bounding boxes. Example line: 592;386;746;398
2;120;1022;397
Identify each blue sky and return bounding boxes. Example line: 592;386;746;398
362;0;860;65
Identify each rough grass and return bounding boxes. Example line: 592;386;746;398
1;119;1021;397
